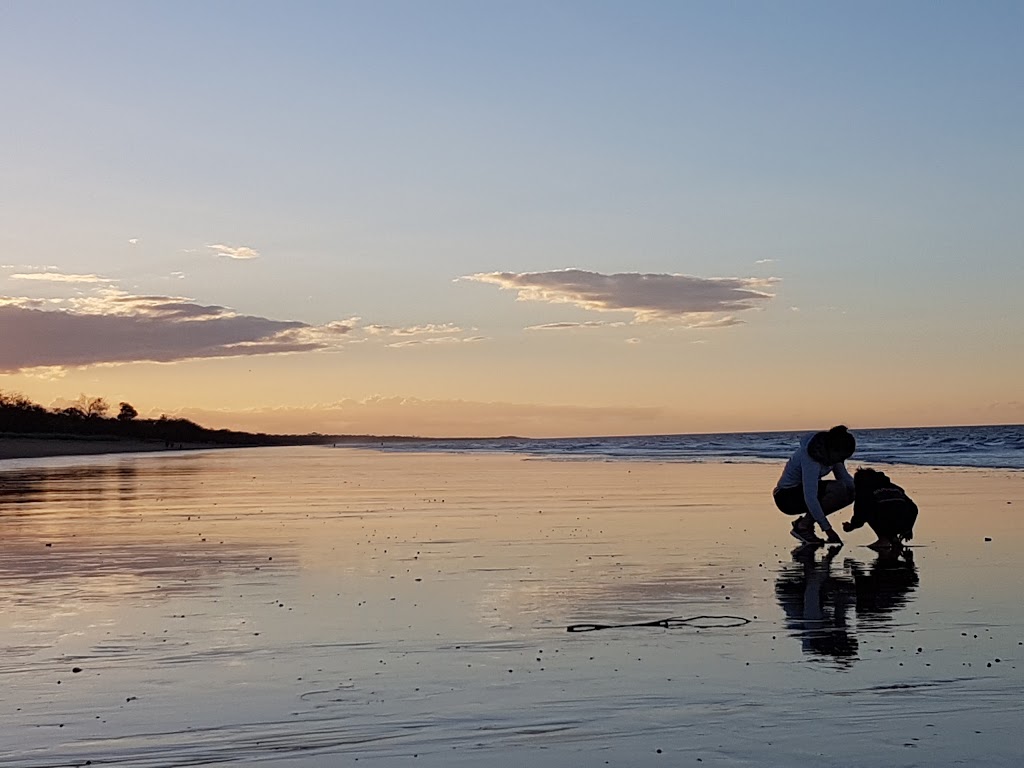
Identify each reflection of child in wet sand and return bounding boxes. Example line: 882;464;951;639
844;468;919;550
849;548;919;619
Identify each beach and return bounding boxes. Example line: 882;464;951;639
1;446;1021;767
0;436;220;461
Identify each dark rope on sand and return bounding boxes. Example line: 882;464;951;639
566;615;752;633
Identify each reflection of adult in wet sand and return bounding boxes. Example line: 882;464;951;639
775;544;857;660
775;546;920;662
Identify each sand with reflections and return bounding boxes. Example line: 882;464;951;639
1;447;1021;766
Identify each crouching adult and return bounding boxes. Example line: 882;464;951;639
773;426;857;545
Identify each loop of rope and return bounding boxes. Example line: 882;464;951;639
566;615;752;632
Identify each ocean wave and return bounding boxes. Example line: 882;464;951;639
352;425;1024;470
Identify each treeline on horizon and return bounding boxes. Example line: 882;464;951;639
0;390;329;447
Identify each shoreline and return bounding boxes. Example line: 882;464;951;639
0;435;245;461
5;434;1020;473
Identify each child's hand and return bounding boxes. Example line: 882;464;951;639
842;521;854;533
825;529;843;545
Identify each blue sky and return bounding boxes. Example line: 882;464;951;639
1;1;1021;435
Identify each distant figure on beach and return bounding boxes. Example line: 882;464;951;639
773;426;856;545
843;468;918;550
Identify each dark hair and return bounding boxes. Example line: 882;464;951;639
825;425;855;460
854;467;889;491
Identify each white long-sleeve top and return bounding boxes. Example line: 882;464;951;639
775;432;854;530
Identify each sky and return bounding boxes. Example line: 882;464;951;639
1;1;1022;437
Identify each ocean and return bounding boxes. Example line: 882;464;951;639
351;424;1024;470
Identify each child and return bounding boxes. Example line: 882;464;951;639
843;468;918;550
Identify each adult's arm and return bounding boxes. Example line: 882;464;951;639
833;462;855;492
800;455;831;531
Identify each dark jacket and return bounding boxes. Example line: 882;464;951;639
849;469;918;541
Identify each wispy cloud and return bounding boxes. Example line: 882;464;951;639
128;238;140;245
365;323;464;337
680;315;743;329
207;243;260;260
10;271;113;284
461;269;776;324
525;320;626;331
755;258;776;264
358;322;484;347
387;335;486;348
0;296;51;309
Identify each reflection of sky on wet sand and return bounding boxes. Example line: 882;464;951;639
1;450;1021;767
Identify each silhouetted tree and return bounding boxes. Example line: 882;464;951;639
84;397;109;418
117;402;138;421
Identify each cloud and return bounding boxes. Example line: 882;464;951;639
358;322;484;347
755;258;776;264
525;320;626;331
0;292;356;373
986;400;1024;412
365;323;464;337
678;315;743;329
10;271;113;284
207;243;260;260
0;296;51;309
129;238;139;245
387;335;486;348
461;269;776;324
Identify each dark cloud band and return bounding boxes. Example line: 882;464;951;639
0;304;345;372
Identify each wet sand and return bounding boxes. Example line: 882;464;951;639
1;447;1021;767
0;436;215;461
